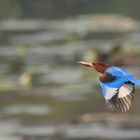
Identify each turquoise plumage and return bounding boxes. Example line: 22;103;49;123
78;61;140;112
101;66;140;97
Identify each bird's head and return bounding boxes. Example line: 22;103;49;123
78;61;111;73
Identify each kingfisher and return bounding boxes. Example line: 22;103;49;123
78;61;140;112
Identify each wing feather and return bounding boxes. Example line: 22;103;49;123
106;82;134;112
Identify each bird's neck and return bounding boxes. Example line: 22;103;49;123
96;65;111;74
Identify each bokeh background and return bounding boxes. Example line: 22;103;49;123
1;0;140;140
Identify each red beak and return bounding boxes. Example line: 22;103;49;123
78;61;94;67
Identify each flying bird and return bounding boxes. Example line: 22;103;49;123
78;61;140;112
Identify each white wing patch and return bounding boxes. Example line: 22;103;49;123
106;82;134;112
105;87;118;100
118;83;133;98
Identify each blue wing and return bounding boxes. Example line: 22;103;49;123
106;66;140;86
100;66;140;99
99;66;138;112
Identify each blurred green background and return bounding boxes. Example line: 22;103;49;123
1;0;140;140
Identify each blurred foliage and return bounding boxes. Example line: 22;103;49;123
0;0;140;19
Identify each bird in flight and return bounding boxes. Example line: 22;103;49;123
78;61;140;112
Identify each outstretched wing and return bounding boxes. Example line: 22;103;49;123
99;72;134;112
106;82;134;112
